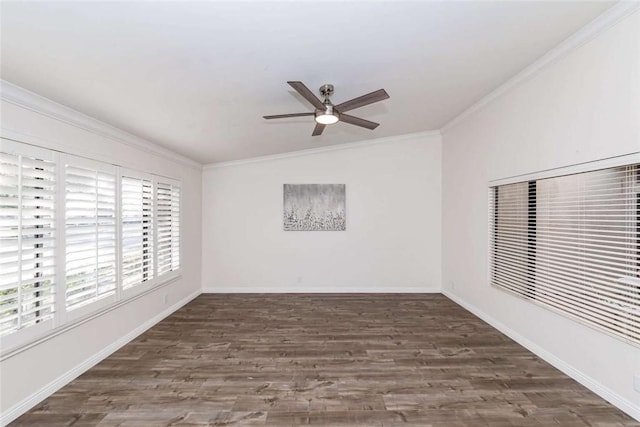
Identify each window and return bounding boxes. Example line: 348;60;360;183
0;139;181;351
156;179;180;276
121;174;154;290
491;162;640;344
65;158;117;311
0;145;56;339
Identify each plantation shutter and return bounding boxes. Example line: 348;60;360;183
0;146;56;337
490;163;640;344
65;159;117;310
156;180;180;276
121;174;154;289
1;139;186;351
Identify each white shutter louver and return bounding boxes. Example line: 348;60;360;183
0;150;56;337
491;163;640;344
65;161;116;310
156;181;180;276
121;175;154;289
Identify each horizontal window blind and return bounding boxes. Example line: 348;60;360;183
490;163;640;344
121;175;154;289
156;181;180;276
490;181;533;299
0;151;56;337
65;162;117;310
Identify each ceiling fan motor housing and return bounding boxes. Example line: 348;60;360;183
319;84;334;100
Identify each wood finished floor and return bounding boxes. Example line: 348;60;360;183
12;294;638;426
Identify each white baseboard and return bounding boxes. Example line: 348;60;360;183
202;284;441;293
1;290;201;426
442;290;640;421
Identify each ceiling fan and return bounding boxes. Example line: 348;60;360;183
263;81;390;136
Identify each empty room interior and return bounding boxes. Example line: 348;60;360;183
1;1;639;426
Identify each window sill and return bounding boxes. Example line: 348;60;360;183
0;273;182;361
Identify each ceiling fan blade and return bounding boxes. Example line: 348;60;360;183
334;89;389;113
339;114;379;130
263;112;314;119
312;123;326;136
288;81;325;110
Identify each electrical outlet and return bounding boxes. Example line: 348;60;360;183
450;281;456;290
297;276;303;284
163;294;168;305
634;373;640;393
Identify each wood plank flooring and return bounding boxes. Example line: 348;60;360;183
12;294;638;426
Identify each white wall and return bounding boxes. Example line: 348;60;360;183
442;8;640;419
0;83;203;422
3;4;638;423
202;132;442;293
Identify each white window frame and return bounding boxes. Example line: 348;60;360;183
0;138;183;356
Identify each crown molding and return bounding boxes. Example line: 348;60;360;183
0;80;202;170
5;3;633;167
203;130;441;170
441;1;640;134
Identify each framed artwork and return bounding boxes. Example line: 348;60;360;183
283;184;345;231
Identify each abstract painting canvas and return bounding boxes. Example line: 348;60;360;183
283;184;346;231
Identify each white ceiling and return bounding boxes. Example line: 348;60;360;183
1;1;614;164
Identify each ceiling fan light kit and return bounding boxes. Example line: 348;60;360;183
264;81;389;136
315;106;339;125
